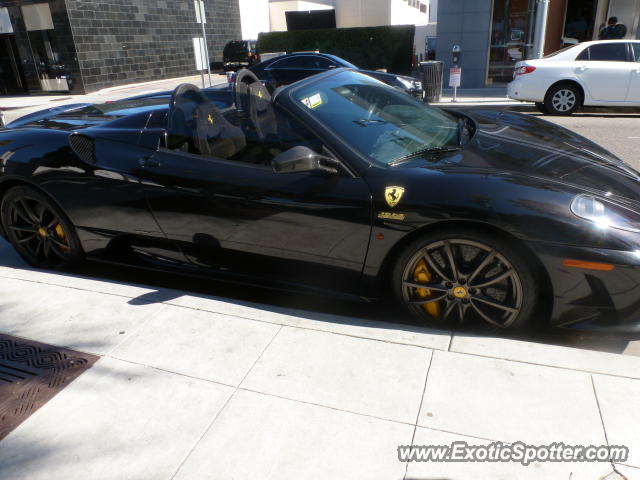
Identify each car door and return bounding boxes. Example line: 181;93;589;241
139;85;373;292
626;43;640;102
574;42;633;102
265;56;309;86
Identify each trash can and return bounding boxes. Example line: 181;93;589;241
419;61;444;103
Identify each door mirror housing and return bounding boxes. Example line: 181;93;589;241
272;146;341;174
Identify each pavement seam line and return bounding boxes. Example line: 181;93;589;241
5;273;640;382
404;349;434;480
590;374;626;479
0;272;443;350
167;325;284;480
236;386;506;443
105;303;169;356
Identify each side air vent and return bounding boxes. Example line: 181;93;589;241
69;134;96;164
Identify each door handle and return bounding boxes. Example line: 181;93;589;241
139;156;160;168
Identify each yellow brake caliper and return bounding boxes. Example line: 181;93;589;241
413;259;441;318
54;224;68;249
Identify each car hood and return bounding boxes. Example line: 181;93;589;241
439;108;640;202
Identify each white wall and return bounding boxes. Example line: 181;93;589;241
263;0;432;32
269;0;335;31
390;0;429;26
239;0;270;39
335;0;389;28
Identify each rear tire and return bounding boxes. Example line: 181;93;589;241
544;83;580;116
1;186;83;269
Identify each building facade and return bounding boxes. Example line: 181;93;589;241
437;0;640;89
0;0;241;95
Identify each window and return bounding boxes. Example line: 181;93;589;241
269;56;306;69
292;70;458;165
632;43;640;62
304;56;335;69
578;43;629;62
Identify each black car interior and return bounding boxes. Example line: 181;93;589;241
166;78;324;167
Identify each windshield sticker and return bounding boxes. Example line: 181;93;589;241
301;93;323;109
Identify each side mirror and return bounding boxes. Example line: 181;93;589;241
272;146;341;175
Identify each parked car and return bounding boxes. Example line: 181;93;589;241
248;52;423;99
508;40;640;115
222;40;259;72
2;68;640;333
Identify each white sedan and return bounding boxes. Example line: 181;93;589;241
507;40;640;115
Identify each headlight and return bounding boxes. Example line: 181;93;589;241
396;77;415;90
571;195;640;233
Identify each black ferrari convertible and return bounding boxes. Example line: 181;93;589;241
1;68;640;333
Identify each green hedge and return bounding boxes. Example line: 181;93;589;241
257;25;415;75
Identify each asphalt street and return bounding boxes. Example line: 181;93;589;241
531;111;640;172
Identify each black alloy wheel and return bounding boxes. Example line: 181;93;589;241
1;186;82;269
393;229;538;331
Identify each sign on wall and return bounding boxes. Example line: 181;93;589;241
192;37;206;70
194;0;206;23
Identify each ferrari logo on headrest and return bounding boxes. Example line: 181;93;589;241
384;186;405;208
208;114;214;125
258;90;263;99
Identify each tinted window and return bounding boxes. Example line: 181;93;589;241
269;56;306;69
581;43;629;62
304;56;335;69
632;43;640;62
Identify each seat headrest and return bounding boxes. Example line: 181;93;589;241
196;104;222;137
248;83;271;114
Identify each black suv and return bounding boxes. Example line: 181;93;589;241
222;40;259;72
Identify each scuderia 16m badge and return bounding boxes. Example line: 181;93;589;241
385;186;405;208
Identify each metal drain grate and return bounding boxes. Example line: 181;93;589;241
0;334;98;440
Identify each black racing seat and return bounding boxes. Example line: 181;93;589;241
193;102;246;159
247;82;278;142
235;69;261;112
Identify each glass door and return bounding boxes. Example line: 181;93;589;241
21;3;70;93
487;0;538;85
0;36;25;94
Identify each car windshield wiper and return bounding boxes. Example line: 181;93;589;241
353;118;390;127
389;145;461;166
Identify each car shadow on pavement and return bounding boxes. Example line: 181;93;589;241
1;236;638;357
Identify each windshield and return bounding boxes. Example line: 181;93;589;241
57;97;170;118
291;70;458;165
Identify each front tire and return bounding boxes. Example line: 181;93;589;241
534;102;548;114
1;186;83;269
392;228;539;332
544;83;580;115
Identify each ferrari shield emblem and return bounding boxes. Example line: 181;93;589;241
385;186;405;208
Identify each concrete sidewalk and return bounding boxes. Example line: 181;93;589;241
431;87;534;109
0;238;638;479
